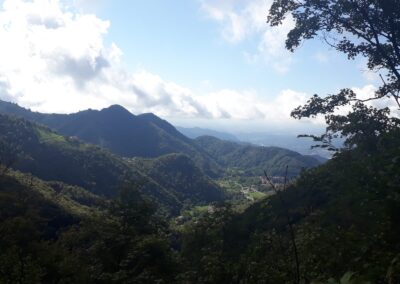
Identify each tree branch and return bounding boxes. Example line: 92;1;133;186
379;74;400;109
355;2;400;81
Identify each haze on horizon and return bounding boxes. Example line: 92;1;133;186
0;0;381;133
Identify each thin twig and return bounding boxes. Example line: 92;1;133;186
264;167;300;284
379;74;400;109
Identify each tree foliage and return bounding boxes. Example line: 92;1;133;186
268;0;400;150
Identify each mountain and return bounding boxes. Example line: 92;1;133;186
194;135;322;177
0;100;222;177
235;132;343;158
0;100;322;178
0;113;226;214
177;126;240;142
3;121;399;283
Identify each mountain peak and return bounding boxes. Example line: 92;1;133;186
102;104;132;114
97;105;137;121
138;112;162;122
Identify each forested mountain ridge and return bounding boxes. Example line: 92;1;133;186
0;100;223;177
0;113;227;214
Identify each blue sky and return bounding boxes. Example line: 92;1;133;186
0;0;378;133
85;0;368;95
82;0;372;95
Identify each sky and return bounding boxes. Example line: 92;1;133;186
0;0;384;133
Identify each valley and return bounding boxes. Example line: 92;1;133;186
1;100;399;283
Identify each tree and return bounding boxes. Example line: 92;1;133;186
0;136;24;175
267;0;400;150
110;181;157;234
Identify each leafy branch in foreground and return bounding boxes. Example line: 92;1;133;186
268;0;400;151
293;98;400;152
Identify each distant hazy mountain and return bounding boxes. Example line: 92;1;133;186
235;132;340;158
0;100;222;177
305;154;328;163
177;126;240;142
195;136;323;177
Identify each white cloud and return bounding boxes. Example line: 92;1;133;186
0;0;211;116
200;0;294;73
197;88;311;124
0;0;320;129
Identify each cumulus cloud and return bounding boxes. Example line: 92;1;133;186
0;0;212;116
200;0;294;73
0;0;320;128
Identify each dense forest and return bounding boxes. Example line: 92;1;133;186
1;0;400;283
